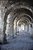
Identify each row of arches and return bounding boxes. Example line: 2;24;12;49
3;2;33;42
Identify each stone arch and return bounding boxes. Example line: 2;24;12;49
3;3;33;41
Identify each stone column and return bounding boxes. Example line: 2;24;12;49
12;22;14;37
24;24;26;32
0;10;4;43
15;22;17;35
14;18;17;36
30;24;32;34
29;24;32;34
27;24;29;32
31;23;33;38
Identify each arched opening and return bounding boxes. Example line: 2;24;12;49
14;15;31;36
3;5;33;43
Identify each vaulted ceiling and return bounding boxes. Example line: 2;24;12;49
0;0;33;7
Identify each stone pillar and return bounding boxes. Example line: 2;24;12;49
14;18;17;36
27;24;29;32
31;23;33;38
0;6;6;43
29;24;32;34
12;22;14;37
15;22;17;35
24;24;26;32
30;24;32;34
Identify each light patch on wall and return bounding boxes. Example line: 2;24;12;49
18;25;24;32
21;25;24;30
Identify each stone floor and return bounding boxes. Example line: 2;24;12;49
1;31;33;50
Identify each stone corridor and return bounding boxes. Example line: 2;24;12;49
0;0;33;50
